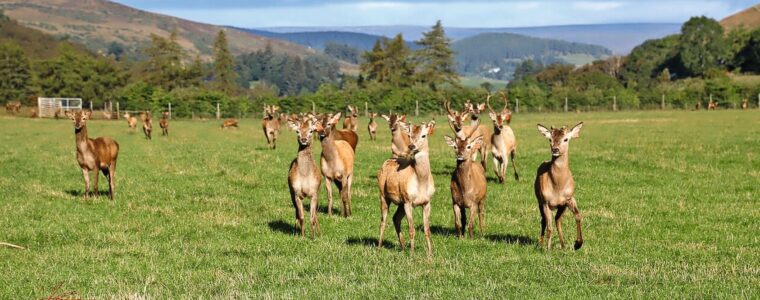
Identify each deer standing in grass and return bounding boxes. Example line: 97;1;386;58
159;111;169;136
317;113;358;151
5;101;21;114
123;112;137;131
221;118;238;129
741;98;749;110
381;114;410;158
315;112;355;217
487;95;519;183
535;122;585;250
445;102;490;169
142;111;152;140
262;105;281;149
367;112;378;141
377;121;436;257
65;110;119;201
445;134;487;238
708;99;718;110
463;100;493;172
343;105;359;132
287;116;323;238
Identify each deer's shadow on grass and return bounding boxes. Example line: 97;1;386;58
267;220;298;235
427;225;457;237
254;146;271;151
485;234;535;246
316;205;339;215
65;189;111;197
345;236;396;249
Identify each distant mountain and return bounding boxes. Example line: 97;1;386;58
452;32;611;80
0;0;313;60
0;11;91;59
721;4;760;31
263;23;681;54
230;28;417;52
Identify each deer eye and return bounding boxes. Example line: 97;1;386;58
466;145;472;149
421;134;427;139
563;138;568;142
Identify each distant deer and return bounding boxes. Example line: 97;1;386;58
5;101;21;114
159;111;169;136
487;95;519;183
741;98;749;110
287;116;323;238
317;113;358;151
65;110;119;201
221;118;238;129
445;101;489;168
315;112;355;217
535;122;585;250
708;99;717;110
444;134;487;238
380;114;410;158
101;110;113;120
378;120;436;256
123;112;137;131
262;105;281;149
343;105;359;131
142;111;152;140
367;112;378;141
694;102;701;111
463;99;493;171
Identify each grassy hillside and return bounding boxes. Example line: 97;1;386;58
721;4;760;31
0;0;312;60
0;110;757;298
232;28;418;52
0;11;91;59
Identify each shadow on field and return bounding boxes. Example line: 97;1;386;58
485;234;535;245
268;220;297;235
317;205;339;215
427;225;456;236
65;189;110;197
345;236;396;249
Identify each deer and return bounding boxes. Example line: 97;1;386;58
65;110;119;201
535;122;585;250
486;95;519;183
287;116;323;238
315;112;355;217
159;111;169;136
741;99;749;110
317;113;358;151
101;110;113;120
343;105;359;132
5;101;21;114
123;112;137;131
445;102;489;167
377;120;436;257
142;111;152;140
221;118;238;129
445;133;487;238
380;114;410;158
463;99;493;172
708;99;718;110
367;112;378;141
262;105;281;149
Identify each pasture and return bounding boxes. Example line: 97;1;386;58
0;110;758;298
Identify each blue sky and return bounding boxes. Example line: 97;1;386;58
114;1;757;28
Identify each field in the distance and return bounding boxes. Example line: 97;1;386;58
0;110;758;298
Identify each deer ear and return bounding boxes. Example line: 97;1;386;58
381;114;390;122
461;111;471;120
427;120;436;135
399;115;407;122
537;124;552;139
478;103;486;111
470;135;484;149
570;122;583;138
65;110;73;119
329;112;342;125
444;136;457;150
84;110;92;119
287;121;299;131
489;111;497;121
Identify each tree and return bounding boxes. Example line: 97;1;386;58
735;27;760;73
414;20;458;90
513;59;543;82
142;31;184;90
361;40;387;82
212;30;237;93
0;42;33;104
384;34;415;87
679;16;728;76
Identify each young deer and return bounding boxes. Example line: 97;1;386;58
343;105;359;132
535;122;584;250
5;101;21;114
318;113;358;151
287;116;323;238
380;114;410;158
741;98;749;110
444;134;487;238
142;111;152;140
487;95;519;183
159;111;169;136
221;118;239;129
315;112;355;217
377;121;436;256
367;112;378;141
463;100;493;171
708;99;718;110
65;110;119;200
445;101;490;169
123;112;137;131
262;105;281;149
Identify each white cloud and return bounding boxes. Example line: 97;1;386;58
573;1;625;11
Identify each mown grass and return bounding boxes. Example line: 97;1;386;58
0;110;758;298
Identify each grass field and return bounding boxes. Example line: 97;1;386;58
1;110;758;298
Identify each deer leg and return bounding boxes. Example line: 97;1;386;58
81;169;90;200
335;179;346;217
309;194;320;239
542;205;554;250
510;149;520;181
539;204;547;248
492;155;502;183
93;168;100;198
569;198;584;250
555;206;567;249
324;178;334;217
453;204;463;238
404;203;416;253
108;162;116;200
423;202;432;258
480;147;489;172
345;175;353;216
478;201;485;236
392;205;406;250
468;205;476;239
378;195;389;248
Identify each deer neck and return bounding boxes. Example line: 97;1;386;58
412;151;432;183
492;125;502;135
75;125;92;152
320;132;340;161
469;115;479;127
550;153;572;180
296;143;316;173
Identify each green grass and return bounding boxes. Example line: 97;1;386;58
460;76;509;89
558;53;606;66
1;110;758;298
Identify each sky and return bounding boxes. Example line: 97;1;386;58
113;0;757;28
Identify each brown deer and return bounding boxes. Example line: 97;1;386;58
487;95;519;183
5;101;21;114
377;120;436;256
445;101;490;169
343;105;359;131
221;118;239;129
142;111;152;140
101;110;113;120
741;98;749;110
287;116;323;238
317;113;358;151
535;122;585;250
262;105;281;149
380;114;410;158
367;112;378;141
159;111;169;136
65;110;119;201
444;134;487;238
463;99;493;171
123;112;137;131
315;112;355;217
708;99;717;110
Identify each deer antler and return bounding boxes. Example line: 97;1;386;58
499;91;510;111
486;94;496;114
444;100;456;116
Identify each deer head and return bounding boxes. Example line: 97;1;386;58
537;122;583;157
288;118;317;146
444;134;484;162
381;114;408;132
406;120;436;155
347;105;358;117
487;94;512;129
315;112;342;140
444;101;470;133
369;112;377;120
66;110;92;130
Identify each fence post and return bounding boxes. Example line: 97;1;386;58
216;103;220;120
312;101;316;113
709;94;713;103
757;93;759;109
415;100;419;117
89;101;93;111
564;97;568;112
661;94;665;110
116;102;120;119
168;103;172;120
365;101;369;117
516;98;519;113
613;95;617;112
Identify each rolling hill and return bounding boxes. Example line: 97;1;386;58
230;28;418;52
0;0;313;60
0;11;91;59
721;4;760;31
